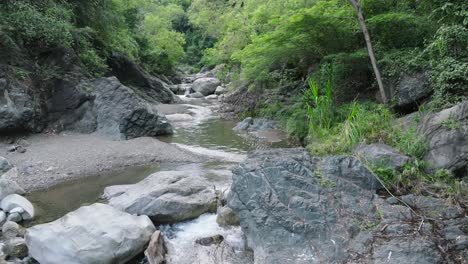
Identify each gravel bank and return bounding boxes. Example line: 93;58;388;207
1;133;204;192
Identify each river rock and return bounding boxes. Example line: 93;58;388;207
0;169;25;200
215;86;226;95
234;117;278;131
1;194;34;220
91;77;173;139
5;237;28;259
195;235;224;246
104;171;217;223
192;78;221;96
206;94;218;100
187;92;204;98
0;211;6;224
227;148;458;263
417;100;468;175
0;157;11;175
2;221;20;239
144;231;167;264
354;143;411;170
25;203;155;264
6;213;21;223
216;206;240;227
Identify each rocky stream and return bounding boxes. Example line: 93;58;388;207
0;57;467;263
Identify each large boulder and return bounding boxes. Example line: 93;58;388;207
391;71;432;111
0;157;12;174
108;53;176;104
354;143;411;170
227;148;463;263
192;78;221;96
91;77;173;139
104;171;217;223
25;203;155;264
418;101;468;175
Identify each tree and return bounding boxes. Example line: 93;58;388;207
347;0;388;103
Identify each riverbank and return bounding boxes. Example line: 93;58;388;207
1;133;203;192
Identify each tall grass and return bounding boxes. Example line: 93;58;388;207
305;79;334;139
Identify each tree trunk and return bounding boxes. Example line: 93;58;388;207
347;0;388;103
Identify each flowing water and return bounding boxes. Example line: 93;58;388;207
26;97;296;263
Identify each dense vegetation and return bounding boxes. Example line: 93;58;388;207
0;0;466;195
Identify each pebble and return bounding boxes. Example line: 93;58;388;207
9;207;25;214
6;213;22;223
2;221;20;239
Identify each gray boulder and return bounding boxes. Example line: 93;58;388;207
5;237;28;259
192;78;221;96
91;77;173;139
1;194;34;220
418;100;467;174
25;203;155;264
354;143;411;170
104;171;217;223
0;157;12;175
391;71;432;110
227;148;455;264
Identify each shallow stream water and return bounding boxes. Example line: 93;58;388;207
26;98;296;263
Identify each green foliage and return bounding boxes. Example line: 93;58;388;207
426;25;468;109
367;12;433;49
0;1;74;48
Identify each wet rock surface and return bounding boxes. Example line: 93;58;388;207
233;117;278;131
104;170;217;223
228;148;467;264
25;203;155;264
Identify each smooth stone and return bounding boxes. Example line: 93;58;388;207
216;206;240;226
354;143;411;170
6;213;22;223
192;78;221;96
105;171;217;223
2;221;20;239
25;203;155;264
9;207;25;215
1;194;34;220
205;94;218;100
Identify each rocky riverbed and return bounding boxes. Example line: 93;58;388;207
0;65;466;264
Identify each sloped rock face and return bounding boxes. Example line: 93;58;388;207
418;101;468;175
26;203;155;264
108;53;176;104
104;170;217;223
91;77;172;139
228;148;466;264
0;65;39;133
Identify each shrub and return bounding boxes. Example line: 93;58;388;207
367;12;433;49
